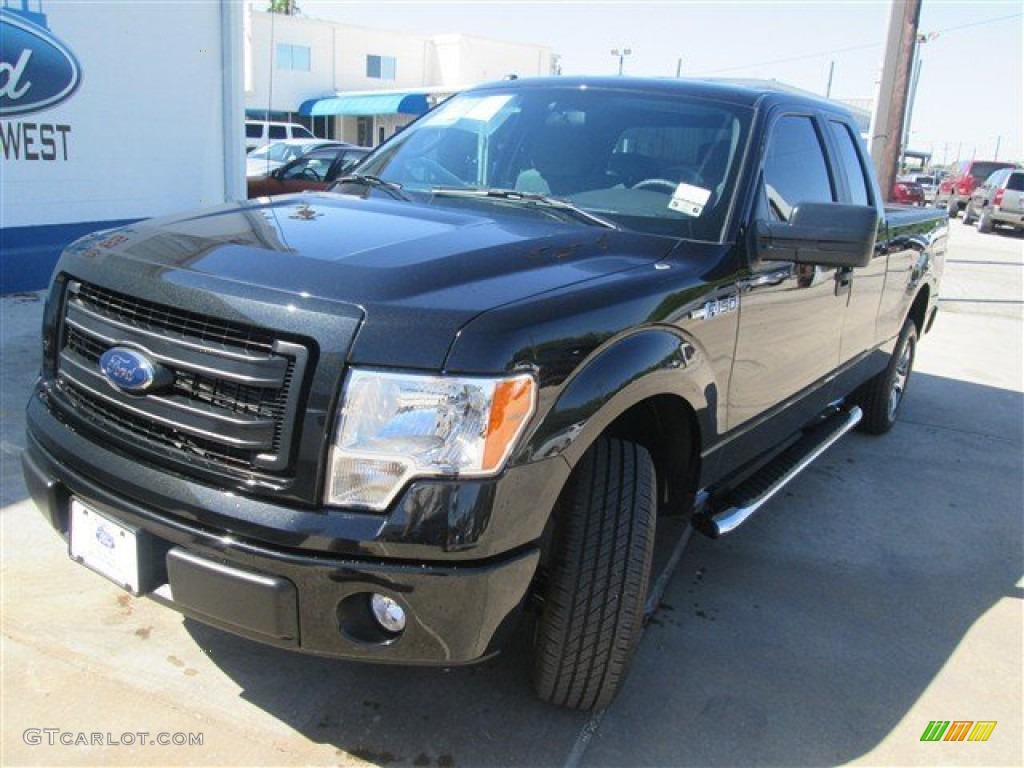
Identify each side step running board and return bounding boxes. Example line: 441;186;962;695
692;405;863;539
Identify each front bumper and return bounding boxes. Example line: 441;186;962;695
22;407;543;665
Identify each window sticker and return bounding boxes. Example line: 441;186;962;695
463;94;515;122
669;183;712;218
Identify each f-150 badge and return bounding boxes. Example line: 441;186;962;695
689;295;739;320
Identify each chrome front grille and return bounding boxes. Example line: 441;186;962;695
54;280;309;474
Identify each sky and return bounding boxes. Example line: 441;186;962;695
294;0;1023;166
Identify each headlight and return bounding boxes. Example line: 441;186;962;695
326;369;536;510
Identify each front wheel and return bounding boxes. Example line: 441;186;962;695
962;203;975;225
532;437;656;711
946;198;959;218
853;318;918;435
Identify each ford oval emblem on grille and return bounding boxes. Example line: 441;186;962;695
99;347;158;393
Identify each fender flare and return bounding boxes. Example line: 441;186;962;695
520;327;719;470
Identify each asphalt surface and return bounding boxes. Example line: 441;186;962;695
1;218;1021;767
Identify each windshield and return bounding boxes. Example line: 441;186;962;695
353;86;753;241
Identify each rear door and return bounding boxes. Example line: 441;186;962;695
825;119;889;364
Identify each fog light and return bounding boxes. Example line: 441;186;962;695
370;593;406;634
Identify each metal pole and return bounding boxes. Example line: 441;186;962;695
901;50;923;171
994;135;1001;161
826;61;835;98
676;58;683;78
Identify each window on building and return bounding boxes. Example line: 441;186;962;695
277;44;311;72
366;54;397;80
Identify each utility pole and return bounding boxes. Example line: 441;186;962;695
869;0;922;200
611;47;632;75
826;61;835;98
676;58;683;78
994;135;1001;161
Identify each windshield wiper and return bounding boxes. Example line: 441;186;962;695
333;173;410;201
430;187;617;229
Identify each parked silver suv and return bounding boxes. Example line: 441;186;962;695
963;168;1024;233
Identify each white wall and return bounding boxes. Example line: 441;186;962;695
429;34;553;85
1;1;235;229
246;11;335;114
244;10;553;116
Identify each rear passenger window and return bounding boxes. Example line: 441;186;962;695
1006;172;1024;192
269;125;287;139
762;115;834;222
828;121;871;206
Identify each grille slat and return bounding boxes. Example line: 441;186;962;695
55;281;308;475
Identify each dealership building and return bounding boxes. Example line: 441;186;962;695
0;1;553;293
245;9;554;146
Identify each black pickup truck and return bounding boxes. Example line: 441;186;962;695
23;77;945;710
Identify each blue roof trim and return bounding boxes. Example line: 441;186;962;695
299;92;430;117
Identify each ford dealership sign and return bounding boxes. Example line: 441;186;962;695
0;9;82;117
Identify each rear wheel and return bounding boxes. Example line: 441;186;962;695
532;437;656;711
977;210;995;233
946;198;959;218
853;318;918;435
962;203;975;225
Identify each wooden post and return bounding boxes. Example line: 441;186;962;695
871;0;922;202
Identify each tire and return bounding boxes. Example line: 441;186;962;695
532;437;656;711
977;210;994;233
946;198;959;218
853;318;918;435
962;203;975;225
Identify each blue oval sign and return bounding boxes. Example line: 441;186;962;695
95;525;115;550
0;10;82;118
99;347;157;393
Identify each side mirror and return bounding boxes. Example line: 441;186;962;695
755;203;878;269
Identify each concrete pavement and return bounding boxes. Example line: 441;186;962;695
1;219;1021;767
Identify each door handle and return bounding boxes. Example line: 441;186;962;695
738;266;794;291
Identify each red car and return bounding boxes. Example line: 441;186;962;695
934;160;1015;217
891;178;924;205
247;145;371;198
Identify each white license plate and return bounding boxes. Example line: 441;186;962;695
69;499;141;593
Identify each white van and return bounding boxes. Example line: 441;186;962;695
245;120;315;152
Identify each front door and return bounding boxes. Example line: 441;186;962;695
727;113;846;433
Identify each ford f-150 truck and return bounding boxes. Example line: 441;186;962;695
23;77;946;711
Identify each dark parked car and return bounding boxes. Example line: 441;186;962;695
245;139;345;177
963;167;1024;233
934;159;1016;216
906;173;938;204
247;145;371;198
24;77;946;711
892;178;925;205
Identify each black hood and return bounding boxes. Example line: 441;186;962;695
57;193;678;369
